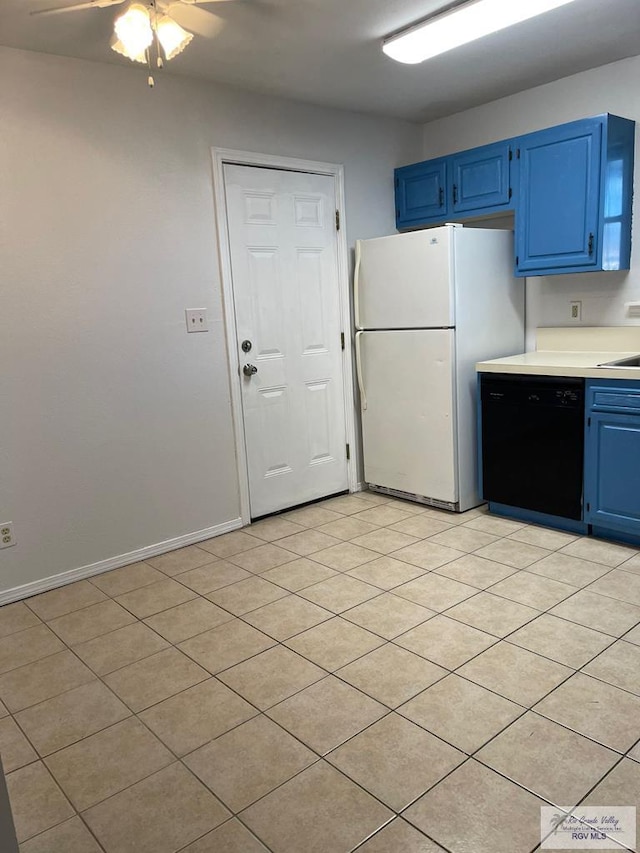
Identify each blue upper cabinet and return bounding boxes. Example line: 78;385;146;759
395;157;448;227
515;115;635;276
394;114;634;277
450;141;513;215
395;143;513;229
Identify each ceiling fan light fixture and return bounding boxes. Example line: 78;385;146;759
113;3;153;61
382;0;580;64
109;33;147;63
156;15;194;60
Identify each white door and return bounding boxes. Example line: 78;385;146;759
355;226;455;330
224;164;349;518
357;328;458;503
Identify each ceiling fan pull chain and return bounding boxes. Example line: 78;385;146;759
146;47;155;87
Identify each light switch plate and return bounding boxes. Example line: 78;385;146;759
185;309;209;333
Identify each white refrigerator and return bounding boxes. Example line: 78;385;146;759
354;224;524;512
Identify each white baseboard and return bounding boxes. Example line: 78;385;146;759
0;518;243;606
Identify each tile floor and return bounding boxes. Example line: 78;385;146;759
1;491;640;852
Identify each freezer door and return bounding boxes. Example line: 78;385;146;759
359;329;457;502
355;227;455;330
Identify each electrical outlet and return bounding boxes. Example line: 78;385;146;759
185;309;209;333
570;300;582;321
0;523;15;549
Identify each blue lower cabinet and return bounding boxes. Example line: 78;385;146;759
585;380;640;539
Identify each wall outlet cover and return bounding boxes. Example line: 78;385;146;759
0;523;15;549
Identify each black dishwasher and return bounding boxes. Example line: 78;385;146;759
480;374;585;520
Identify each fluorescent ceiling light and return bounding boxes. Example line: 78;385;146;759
383;0;580;64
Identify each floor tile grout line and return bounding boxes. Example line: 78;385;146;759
398;753;593;822
570;658;640;702
77;810;108;853
3;501;640;852
175;813;279;853
6;760;78;845
3;556;636;720
0;560;620;764
2;634;128;713
350;815;456;853
524;705;634;756
16;811;108;853
475;745;632;832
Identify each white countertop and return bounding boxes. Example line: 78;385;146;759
476;350;640;379
476;326;640;379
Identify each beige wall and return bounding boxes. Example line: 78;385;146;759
1;46;422;598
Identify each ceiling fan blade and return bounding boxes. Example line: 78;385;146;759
31;0;125;15
168;4;225;38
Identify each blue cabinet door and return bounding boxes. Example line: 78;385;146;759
585;412;640;533
395;158;448;228
516;119;601;274
585;380;640;536
451;141;512;214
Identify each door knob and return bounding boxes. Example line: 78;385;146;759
243;364;258;377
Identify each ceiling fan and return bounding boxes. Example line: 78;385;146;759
31;0;239;85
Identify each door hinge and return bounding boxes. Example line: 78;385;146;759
346;443;350;460
335;209;340;231
395;177;399;188
340;332;345;351
587;417;591;427
516;148;521;159
516;255;519;265
588;232;594;256
586;502;591;512
508;148;513;161
452;184;458;205
508;187;512;199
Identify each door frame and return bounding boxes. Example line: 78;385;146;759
211;147;359;525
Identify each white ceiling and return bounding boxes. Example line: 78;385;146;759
2;0;640;122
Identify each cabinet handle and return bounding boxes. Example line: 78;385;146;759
453;184;458;204
588;232;594;255
439;187;444;207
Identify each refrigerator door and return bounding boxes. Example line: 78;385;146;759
355;226;455;330
358;329;457;503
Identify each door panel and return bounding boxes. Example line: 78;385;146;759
359;329;457;502
356;228;454;330
224;164;348;518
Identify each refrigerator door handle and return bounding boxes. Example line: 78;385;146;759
354;240;363;330
355;330;367;410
